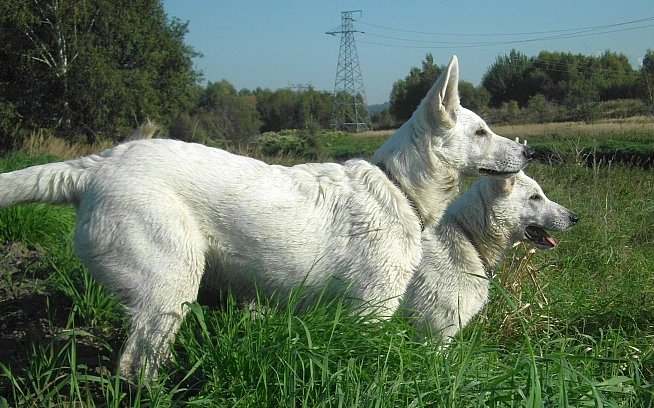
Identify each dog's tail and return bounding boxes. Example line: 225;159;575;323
0;155;101;207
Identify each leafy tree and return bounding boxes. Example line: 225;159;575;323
642;50;654;107
525;94;558;123
389;54;443;122
254;87;333;131
483;50;640;109
370;109;395;130
482;50;531;107
0;0;199;141
170;80;261;146
458;81;490;112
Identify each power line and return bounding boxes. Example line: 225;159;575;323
358;23;654;49
357;16;654;37
365;23;654;46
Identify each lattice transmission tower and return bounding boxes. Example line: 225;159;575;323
326;10;370;132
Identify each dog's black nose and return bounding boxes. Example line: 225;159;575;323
569;213;579;224
522;146;536;161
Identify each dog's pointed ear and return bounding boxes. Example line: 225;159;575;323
437;55;460;118
414;55;460;130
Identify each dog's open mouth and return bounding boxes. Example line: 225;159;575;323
478;168;519;176
525;225;558;249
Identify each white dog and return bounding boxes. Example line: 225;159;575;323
0;56;530;379
402;172;578;340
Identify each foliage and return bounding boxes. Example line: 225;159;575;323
256;126;325;159
389;53;443;122
388;49;649;126
483;98;649;125
370;108;395;130
254;87;333;132
458;80;490;112
0;0;199;141
258;130;309;157
642;49;654;108
482;49;532;107
198;81;261;145
169;80;261;146
482;50;641;109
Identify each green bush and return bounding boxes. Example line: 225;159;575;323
595;98;650;118
256;126;326;159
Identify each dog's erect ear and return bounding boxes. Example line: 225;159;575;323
413;55;460;131
437;55;460;116
426;55;460;127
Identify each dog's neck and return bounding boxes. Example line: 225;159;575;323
445;190;513;277
373;122;459;227
375;162;424;230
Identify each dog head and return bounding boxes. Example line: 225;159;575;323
409;56;533;176
483;171;579;250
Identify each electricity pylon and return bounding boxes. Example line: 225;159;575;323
326;10;370;132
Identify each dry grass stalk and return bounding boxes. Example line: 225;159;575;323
21;120;164;159
22;130;112;159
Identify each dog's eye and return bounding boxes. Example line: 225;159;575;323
475;128;487;136
530;194;542;201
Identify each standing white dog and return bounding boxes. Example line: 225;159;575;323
0;56;530;379
402;172;578;340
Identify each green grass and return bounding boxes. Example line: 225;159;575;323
0;148;653;406
320;132;387;160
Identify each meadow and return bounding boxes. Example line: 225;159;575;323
0;122;653;406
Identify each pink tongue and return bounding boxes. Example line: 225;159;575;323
545;236;558;247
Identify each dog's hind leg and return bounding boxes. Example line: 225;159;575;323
119;268;203;381
74;203;207;381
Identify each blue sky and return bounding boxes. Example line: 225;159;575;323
163;1;653;104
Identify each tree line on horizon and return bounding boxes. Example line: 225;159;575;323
384;50;654;127
1;0;653;150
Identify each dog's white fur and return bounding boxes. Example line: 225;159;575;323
402;172;577;340
373;57;529;226
0;56;529;379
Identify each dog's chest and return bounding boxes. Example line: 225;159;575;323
454;271;489;323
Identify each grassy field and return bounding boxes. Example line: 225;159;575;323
0;125;653;406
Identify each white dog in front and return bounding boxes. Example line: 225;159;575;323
0;56;530;379
402;172;578;340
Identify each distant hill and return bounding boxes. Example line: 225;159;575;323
367;102;389;114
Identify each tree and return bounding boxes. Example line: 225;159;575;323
173;80;261;146
253;87;333;132
0;0;199;141
642;50;654;108
482;50;531;107
389;54;443;122
370;109;394;129
482;49;641;110
458;81;490;112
